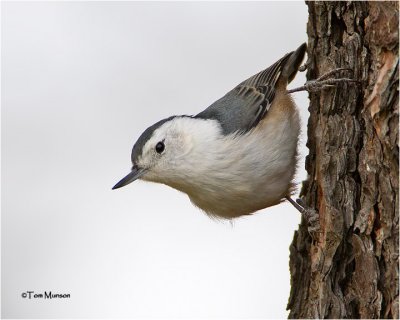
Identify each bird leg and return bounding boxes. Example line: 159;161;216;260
286;196;320;234
287;68;359;94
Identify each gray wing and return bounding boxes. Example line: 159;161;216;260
195;85;273;135
195;53;291;135
195;43;306;135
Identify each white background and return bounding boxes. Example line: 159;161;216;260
2;2;309;318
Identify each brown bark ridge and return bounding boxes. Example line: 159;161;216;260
287;2;399;319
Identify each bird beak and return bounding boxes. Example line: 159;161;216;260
112;166;146;190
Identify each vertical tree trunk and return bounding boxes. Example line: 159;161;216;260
287;2;398;318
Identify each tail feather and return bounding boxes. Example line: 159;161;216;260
281;43;307;84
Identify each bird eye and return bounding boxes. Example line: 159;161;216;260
155;141;165;154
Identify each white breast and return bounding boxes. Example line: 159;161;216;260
163;104;301;219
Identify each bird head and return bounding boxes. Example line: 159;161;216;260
113;116;217;190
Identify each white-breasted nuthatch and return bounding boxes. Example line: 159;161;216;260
112;43;354;225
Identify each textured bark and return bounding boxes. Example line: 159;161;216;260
287;2;399;319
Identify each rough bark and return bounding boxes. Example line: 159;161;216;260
287;2;399;319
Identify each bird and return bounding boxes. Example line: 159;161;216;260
112;43;353;226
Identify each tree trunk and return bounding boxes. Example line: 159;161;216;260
287;2;399;318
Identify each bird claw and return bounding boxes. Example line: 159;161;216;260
298;63;308;72
303;77;359;93
295;198;320;236
288;68;359;94
286;196;320;237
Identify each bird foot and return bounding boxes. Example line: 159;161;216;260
295;198;320;234
298;63;308;72
287;68;359;93
286;196;320;236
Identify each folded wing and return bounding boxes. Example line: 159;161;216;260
196;43;306;135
